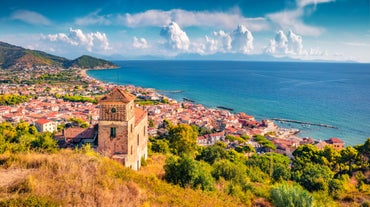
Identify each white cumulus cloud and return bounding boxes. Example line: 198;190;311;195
265;30;303;55
214;30;232;51
231;24;254;54
160;22;190;51
201;25;253;54
132;37;149;49
43;28;110;52
10;10;51;26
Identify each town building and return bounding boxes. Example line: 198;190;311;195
97;87;148;170
325;137;345;150
35;118;57;133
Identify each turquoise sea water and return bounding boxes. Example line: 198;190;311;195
87;61;370;145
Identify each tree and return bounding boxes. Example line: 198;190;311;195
151;139;170;154
212;159;246;181
149;119;155;128
328;179;344;199
167;124;198;156
356;138;370;169
272;163;291;181
164;155;214;191
68;117;89;128
292;144;320;171
270;183;314;207
296;163;333;192
340;146;358;173
196;143;228;164
320;145;341;171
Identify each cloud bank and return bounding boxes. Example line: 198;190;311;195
265;30;303;55
112;9;269;31
132;37;149;49
43;28;110;52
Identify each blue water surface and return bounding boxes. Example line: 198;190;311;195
87;61;370;145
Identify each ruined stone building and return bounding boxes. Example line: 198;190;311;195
97;87;148;170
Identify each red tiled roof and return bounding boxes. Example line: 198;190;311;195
134;108;147;125
99;87;136;103
63;127;95;140
325;137;344;144
36;118;50;125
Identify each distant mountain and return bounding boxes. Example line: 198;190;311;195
0;41;117;69
65;55;118;69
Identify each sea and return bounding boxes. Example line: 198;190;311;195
87;61;370;146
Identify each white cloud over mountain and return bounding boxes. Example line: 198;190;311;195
265;30;303;55
43;28;110;52
199;25;254;54
160;22;190;51
213;30;232;51
10;10;51;26
132;37;149;49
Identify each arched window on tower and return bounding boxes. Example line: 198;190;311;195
131;145;133;155
137;134;139;146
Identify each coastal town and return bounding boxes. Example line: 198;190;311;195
0;66;345;156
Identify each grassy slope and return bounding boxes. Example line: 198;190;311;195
0;150;248;207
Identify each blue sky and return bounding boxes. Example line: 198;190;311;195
0;0;369;62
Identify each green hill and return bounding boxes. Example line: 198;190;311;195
65;55;118;69
0;41;117;69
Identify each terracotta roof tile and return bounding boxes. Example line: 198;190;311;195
134;108;147;125
36;119;50;125
64;127;95;140
99;87;136;103
325;137;344;144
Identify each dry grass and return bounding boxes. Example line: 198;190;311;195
138;153;166;178
0;150;250;207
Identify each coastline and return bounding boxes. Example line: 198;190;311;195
83;68;307;144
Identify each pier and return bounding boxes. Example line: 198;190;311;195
271;118;339;129
157;90;184;93
217;106;234;111
183;97;195;103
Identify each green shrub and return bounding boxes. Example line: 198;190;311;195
270;183;314;207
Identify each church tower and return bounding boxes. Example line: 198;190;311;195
98;87;148;170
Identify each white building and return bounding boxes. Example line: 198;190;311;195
35;119;57;133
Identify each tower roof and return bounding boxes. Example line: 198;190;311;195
99;87;136;103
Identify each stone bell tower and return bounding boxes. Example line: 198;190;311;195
98;87;148;170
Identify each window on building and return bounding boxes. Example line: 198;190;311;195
110;127;116;138
143;126;146;136
131;124;133;133
131;145;133;155
137;134;139;145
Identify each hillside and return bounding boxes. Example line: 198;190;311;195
0;150;248;207
0;41;117;69
65;55;118;69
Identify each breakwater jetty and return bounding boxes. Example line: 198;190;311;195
157;90;184;93
271;118;339;129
